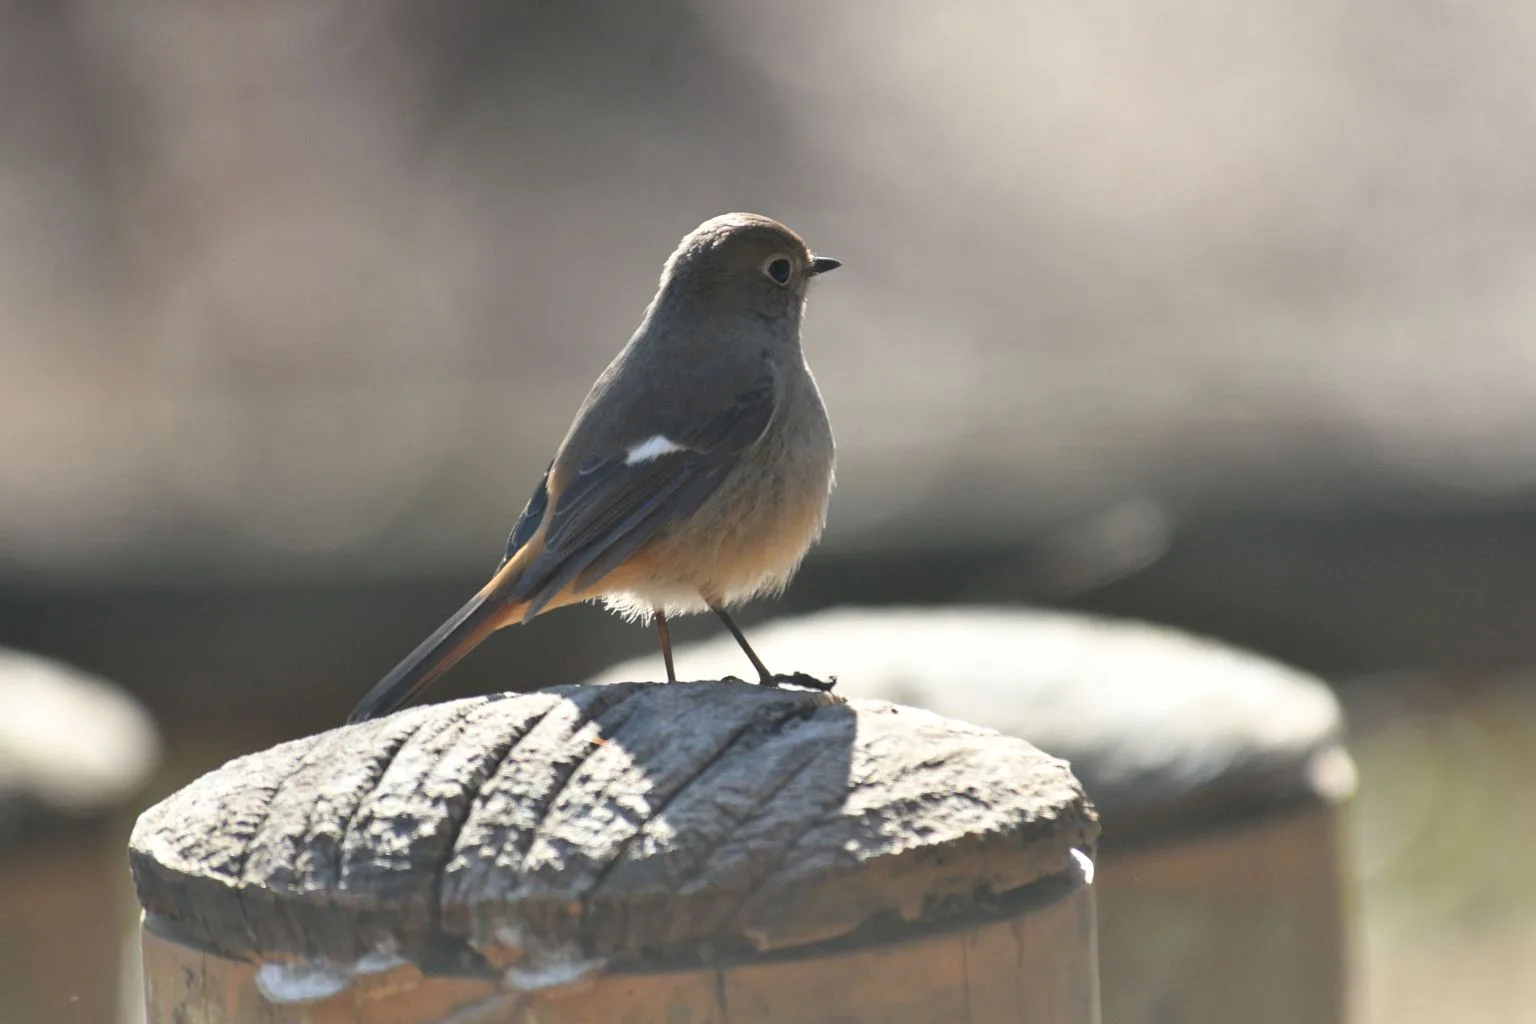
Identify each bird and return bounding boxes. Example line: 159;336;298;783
346;213;839;724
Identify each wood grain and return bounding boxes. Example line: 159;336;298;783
141;874;1099;1023
131;680;1100;991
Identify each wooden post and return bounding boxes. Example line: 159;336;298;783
131;681;1102;1023
0;649;160;1024
590;608;1359;1024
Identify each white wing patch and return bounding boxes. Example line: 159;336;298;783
624;434;686;466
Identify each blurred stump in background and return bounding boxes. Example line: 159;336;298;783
592;607;1359;1024
0;649;159;1024
130;682;1100;1023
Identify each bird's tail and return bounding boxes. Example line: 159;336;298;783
345;556;533;724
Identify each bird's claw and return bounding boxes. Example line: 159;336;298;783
765;672;837;693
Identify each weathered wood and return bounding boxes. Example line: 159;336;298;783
1097;802;1346;1024
592;608;1356;1024
0;648;160;1024
141;877;1100;1024
589;607;1354;841
3;831;134;1024
132;680;1102;1022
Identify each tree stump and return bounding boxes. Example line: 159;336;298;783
591;608;1358;1024
131;681;1102;1023
0;648;160;1024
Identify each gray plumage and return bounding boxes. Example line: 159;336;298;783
347;213;838;723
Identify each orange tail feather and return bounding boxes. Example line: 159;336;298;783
345;555;533;724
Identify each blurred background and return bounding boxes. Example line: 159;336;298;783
0;0;1533;1020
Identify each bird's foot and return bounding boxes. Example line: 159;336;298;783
764;672;837;693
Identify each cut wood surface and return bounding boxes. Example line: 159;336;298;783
588;607;1358;1024
590;607;1356;841
130;680;1100;978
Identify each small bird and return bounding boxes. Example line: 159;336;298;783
347;213;839;724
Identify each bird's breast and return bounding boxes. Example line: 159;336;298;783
603;364;833;610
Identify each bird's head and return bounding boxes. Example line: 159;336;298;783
657;213;840;324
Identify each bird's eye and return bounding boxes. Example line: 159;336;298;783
762;256;793;286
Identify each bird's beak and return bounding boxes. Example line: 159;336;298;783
808;255;842;276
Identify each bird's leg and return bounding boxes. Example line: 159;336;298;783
709;605;775;685
707;606;838;692
655;610;677;683
706;607;841;696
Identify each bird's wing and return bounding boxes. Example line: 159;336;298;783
503;463;551;563
502;368;779;618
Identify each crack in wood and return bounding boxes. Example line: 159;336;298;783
655;716;834;916
132;684;1100;974
706;741;852;941
507;685;647;864
227;737;324;887
426;701;560;933
223;734;335;952
334;714;441;877
961;928;974;1024
436;683;650;934
714;961;731;1022
583;696;809;900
